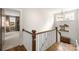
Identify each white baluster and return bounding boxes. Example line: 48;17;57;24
36;35;39;51
76;40;79;50
45;32;48;49
58;32;60;43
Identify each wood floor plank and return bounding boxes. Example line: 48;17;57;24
47;42;77;51
6;45;27;51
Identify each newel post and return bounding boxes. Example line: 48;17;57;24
32;30;36;51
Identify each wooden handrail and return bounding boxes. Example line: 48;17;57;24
22;29;32;34
56;27;58;42
22;27;61;51
36;29;56;35
22;28;56;35
22;27;61;42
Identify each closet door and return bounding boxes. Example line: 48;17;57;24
0;8;2;51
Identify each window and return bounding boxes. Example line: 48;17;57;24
55;14;64;21
64;12;75;21
55;11;75;21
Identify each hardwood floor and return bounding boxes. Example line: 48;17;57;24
47;42;77;51
6;45;27;51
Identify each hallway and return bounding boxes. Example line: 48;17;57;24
3;31;20;51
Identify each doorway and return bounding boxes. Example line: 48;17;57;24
2;15;20;50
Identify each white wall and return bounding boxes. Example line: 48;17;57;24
22;8;79;51
54;9;79;45
76;9;79;44
3;8;20;16
22;8;62;50
22;8;76;32
55;21;77;44
22;8;62;32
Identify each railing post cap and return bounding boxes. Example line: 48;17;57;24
32;30;36;32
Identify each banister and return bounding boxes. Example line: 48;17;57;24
22;27;61;42
56;27;62;42
22;29;36;51
38;27;61;50
22;27;61;51
56;27;58;42
22;28;58;35
57;30;61;42
22;29;32;34
36;29;56;35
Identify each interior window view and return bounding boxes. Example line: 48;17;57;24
0;8;79;51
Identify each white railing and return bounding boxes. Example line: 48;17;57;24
22;29;32;51
22;27;61;51
36;27;61;51
36;30;56;51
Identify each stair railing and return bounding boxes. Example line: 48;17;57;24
22;27;61;51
